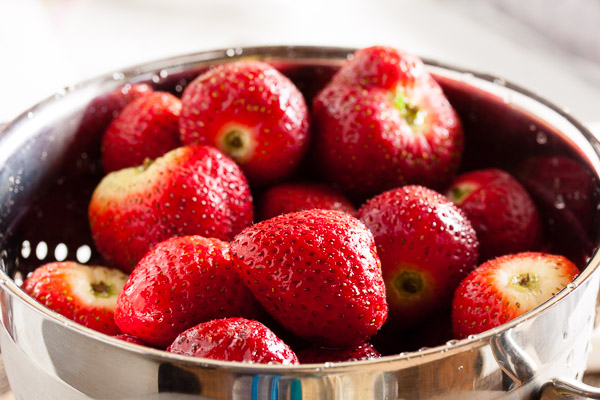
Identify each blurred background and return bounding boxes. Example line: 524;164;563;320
1;0;599;126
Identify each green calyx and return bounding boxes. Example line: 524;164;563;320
91;281;114;298
511;272;539;292
393;90;426;130
141;157;153;170
449;185;473;205
393;270;424;297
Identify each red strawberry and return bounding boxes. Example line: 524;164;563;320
452;252;579;339
371;308;454;355
23;261;128;335
358;185;479;329
82;83;154;133
68;83;154;168
257;182;356;221
312;46;463;198
89;145;253;272
297;342;380;364
179;60;310;186
114;235;262;348
230;209;388;347
101;91;182;173
514;156;596;265
167;317;299;364
446;168;543;262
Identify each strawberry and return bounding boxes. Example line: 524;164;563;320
179;60;310;186
72;83;154;160
452;252;579;339
446;168;543;262
167;317;299;364
22;261;128;335
114;235;262;348
101;91;182;173
312;46;463;199
371;308;454;355
256;182;356;221
358;185;479;329
89;145;253;272
297;342;380;364
82;83;154;133
230;209;388;347
514;156;597;265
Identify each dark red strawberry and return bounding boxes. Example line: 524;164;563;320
230;209;388;347
358;185;479;329
82;83;154;134
23;261;128;335
167;317;299;364
446;168;543;262
452;252;579;339
514;156;597;265
312;46;463;199
67;83;153;169
371;307;454;355
89;145;253;272
179;60;310;186
297;342;380;363
114;236;262;348
257;182;356;221
101;91;182;173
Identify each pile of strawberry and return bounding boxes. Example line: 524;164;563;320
22;46;581;365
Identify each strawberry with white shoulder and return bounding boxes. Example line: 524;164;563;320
452;252;579;339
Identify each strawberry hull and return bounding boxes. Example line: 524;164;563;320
0;47;599;400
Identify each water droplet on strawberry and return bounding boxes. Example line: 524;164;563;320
554;195;566;210
536;131;548;145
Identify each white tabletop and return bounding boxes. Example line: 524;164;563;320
1;0;599;124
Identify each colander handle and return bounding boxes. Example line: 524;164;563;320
541;377;600;399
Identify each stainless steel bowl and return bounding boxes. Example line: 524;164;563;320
0;46;599;399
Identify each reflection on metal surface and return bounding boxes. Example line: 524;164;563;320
491;329;538;390
541;377;600;399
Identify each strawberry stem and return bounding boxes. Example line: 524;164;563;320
140;157;153;171
449;186;473;205
511;272;539;291
91;281;113;298
393;90;426;130
393;270;424;296
224;130;245;150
